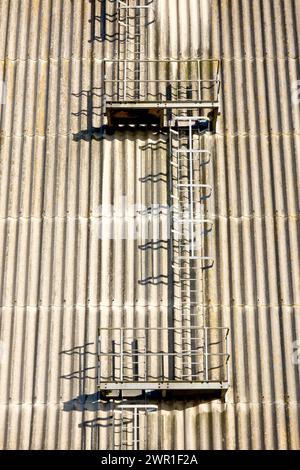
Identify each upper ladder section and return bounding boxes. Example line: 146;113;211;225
117;0;154;62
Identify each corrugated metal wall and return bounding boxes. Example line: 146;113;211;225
0;0;299;449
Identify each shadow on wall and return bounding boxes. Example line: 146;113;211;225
60;342;138;450
89;0;109;43
80;416;112;450
89;0;118;44
88;0;156;43
72;89;107;142
72;0;109;141
73;0;157;142
60;343;99;411
136;139;170;286
79;411;135;451
80;406;117;450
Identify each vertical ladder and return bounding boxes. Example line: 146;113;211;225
170;117;214;381
113;404;158;450
117;0;154;100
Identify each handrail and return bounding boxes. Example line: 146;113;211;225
103;59;220;104
97;326;229;385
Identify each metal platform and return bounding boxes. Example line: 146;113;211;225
97;326;229;396
103;59;220;126
100;382;229;391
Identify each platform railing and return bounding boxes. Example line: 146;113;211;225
103;59;220;104
97;326;229;387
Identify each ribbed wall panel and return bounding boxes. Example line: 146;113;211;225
0;0;299;449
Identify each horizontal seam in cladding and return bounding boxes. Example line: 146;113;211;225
1;133;300;141
0;400;299;407
1;55;300;61
225;400;300;406
1;215;299;221
2;133;300;139
216;132;300;138
0;133;73;138
0;402;64;406
220;57;300;62
205;303;300;308
0;216;91;221
100;57;300;62
0;303;298;309
0;57;93;63
0;303;170;309
214;215;300;221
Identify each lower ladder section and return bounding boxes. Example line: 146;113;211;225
81;403;158;450
113;404;158;450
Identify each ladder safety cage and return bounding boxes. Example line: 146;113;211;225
97;327;230;390
170;117;214;266
117;1;156;62
170;117;218;361
117;0;155;26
